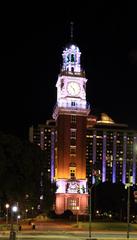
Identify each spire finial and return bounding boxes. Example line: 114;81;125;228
70;21;74;42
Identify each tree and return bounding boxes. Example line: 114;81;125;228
94;182;127;220
0;131;55;216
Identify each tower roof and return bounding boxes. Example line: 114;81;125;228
60;23;84;77
63;42;80;52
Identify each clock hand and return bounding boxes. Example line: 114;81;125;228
71;86;75;94
72;87;75;92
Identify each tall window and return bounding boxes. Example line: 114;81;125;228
71;101;75;107
71;54;74;62
70;129;76;139
70;167;76;178
71;115;76;124
70;146;76;155
67;198;79;210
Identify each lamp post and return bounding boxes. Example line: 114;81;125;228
88;186;92;239
87;169;101;240
126;170;132;239
25;209;28;219
86;186;94;240
5;203;9;227
17;215;21;231
17;215;21;224
127;182;130;239
9;205;18;240
31;206;34;218
76;206;79;226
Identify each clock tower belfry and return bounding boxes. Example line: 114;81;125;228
53;38;90;215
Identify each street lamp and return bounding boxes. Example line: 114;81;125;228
76;206;79;226
86;185;94;240
125;168;133;239
17;215;21;231
17;215;21;223
88;186;92;240
25;209;28;219
5;203;9;227
87;169;101;240
127;182;130;239
9;205;18;240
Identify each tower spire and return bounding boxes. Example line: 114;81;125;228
70;21;74;42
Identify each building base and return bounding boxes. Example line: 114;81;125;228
55;192;88;215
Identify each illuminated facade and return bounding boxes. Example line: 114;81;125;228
30;113;137;192
52;43;90;215
29;119;56;182
29;37;137;215
86;113;137;186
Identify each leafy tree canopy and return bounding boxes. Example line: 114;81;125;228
0;131;53;215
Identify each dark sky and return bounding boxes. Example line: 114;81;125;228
0;2;137;140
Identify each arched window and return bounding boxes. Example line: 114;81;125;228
71;54;74;62
71;67;74;73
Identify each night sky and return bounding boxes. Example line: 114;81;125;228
0;2;137;140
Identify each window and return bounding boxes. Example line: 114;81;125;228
68;199;76;209
71;115;76;124
71;101;75;107
70;138;76;146
70;169;75;178
71;146;76;153
70;146;76;154
71;54;74;62
67;55;70;62
70;129;76;139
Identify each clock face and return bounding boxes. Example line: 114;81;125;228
67;82;80;96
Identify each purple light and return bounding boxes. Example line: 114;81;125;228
102;134;106;182
112;135;116;183
133;139;137;184
122;135;127;184
92;132;96;184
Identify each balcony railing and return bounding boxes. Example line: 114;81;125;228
53;102;90;112
52;102;91;119
60;70;85;78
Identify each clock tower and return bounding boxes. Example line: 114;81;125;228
53;40;90;215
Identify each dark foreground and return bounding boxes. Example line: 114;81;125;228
1;220;137;239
